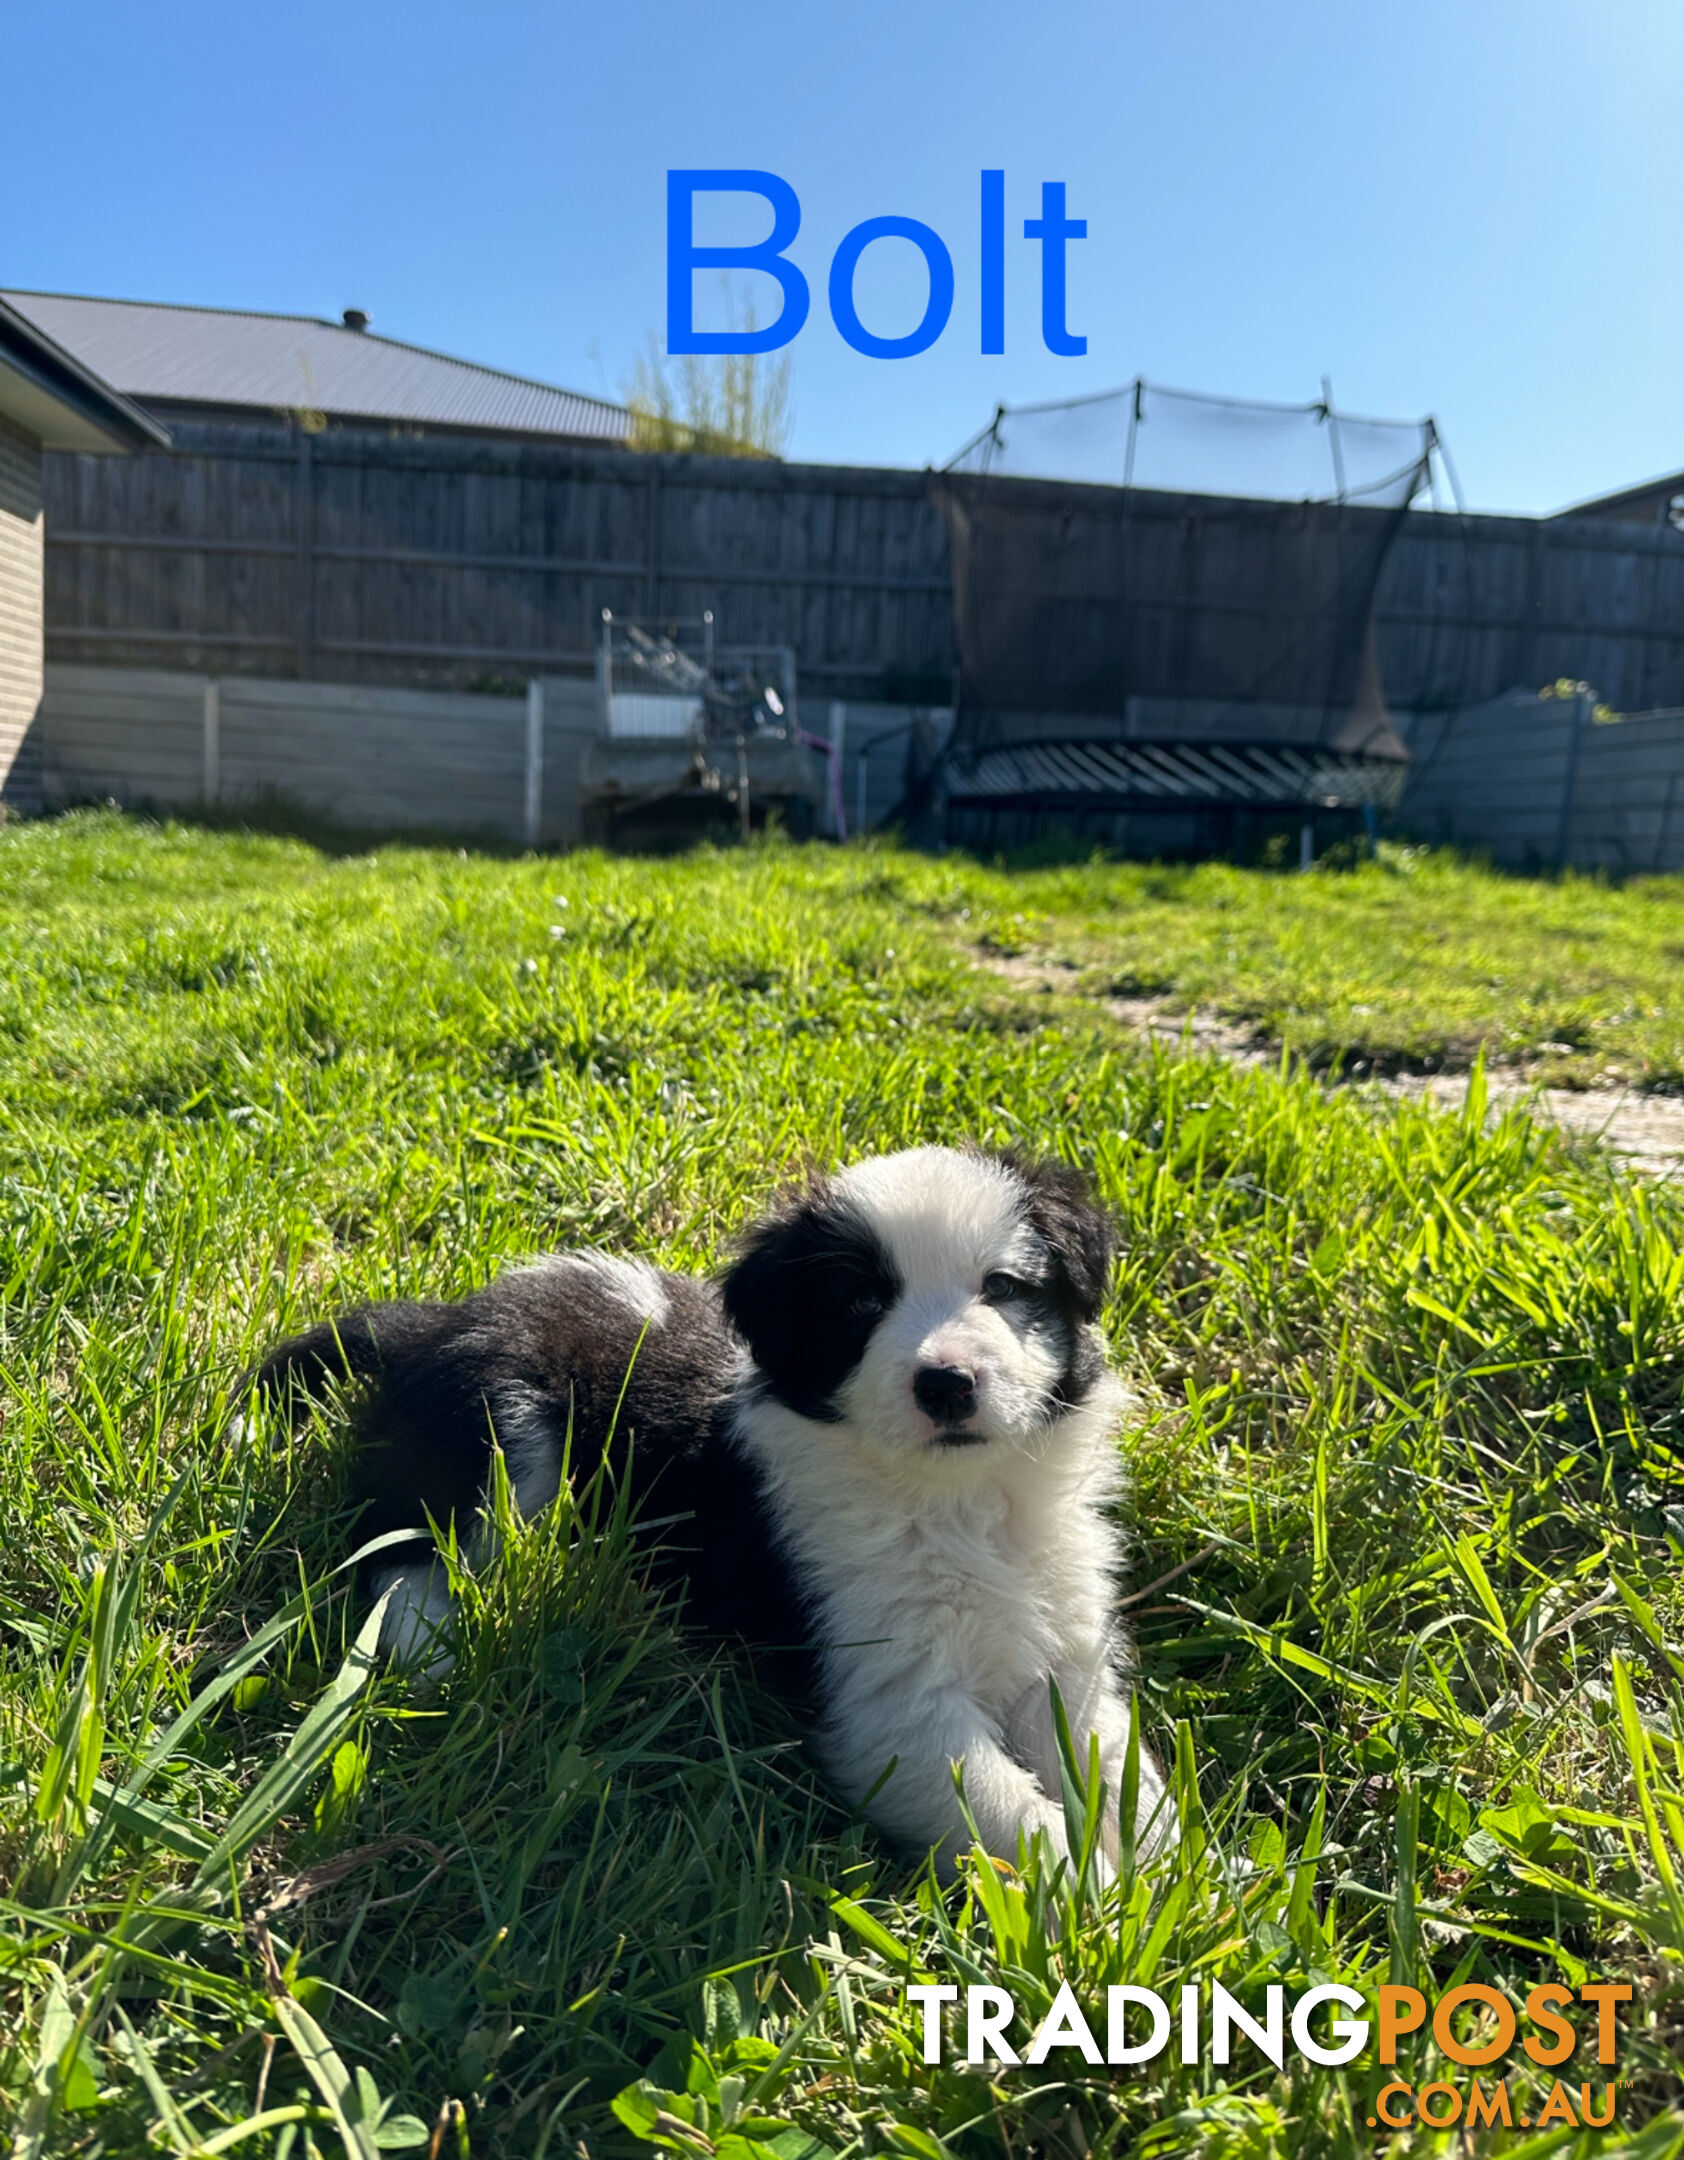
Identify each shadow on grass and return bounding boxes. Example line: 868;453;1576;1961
78;785;533;861
23;786;818;863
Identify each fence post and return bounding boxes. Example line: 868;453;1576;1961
295;432;315;681
1656;769;1681;875
524;678;544;847
829;699;847;838
202;677;220;803
1552;688;1591;871
644;464;662;615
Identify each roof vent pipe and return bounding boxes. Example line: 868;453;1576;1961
342;308;369;332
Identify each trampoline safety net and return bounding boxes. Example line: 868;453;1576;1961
931;381;1438;837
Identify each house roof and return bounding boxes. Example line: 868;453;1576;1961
0;290;630;444
1552;469;1684;524
0;296;172;453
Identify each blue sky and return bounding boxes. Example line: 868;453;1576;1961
8;0;1682;513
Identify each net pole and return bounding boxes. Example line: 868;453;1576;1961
1123;377;1142;490
1322;376;1347;503
1430;420;1469;516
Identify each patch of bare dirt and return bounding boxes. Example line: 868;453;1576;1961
978;950;1272;1065
975;949;1684;1176
1383;1073;1684;1179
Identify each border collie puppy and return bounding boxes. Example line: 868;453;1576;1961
256;1145;1174;1879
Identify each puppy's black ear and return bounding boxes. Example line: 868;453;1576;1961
722;1178;900;1420
1002;1153;1115;1321
720;1194;823;1384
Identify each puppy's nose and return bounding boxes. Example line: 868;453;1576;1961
913;1364;977;1422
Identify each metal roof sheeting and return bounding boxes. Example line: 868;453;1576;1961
0;296;172;453
0;291;630;443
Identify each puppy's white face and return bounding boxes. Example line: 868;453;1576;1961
833;1150;1069;1459
723;1146;1114;1470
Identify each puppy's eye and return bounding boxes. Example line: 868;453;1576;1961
851;1293;884;1319
982;1271;1027;1304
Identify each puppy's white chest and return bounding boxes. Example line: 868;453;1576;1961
860;1500;1063;1705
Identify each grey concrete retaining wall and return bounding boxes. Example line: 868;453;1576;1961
1398;690;1684;873
26;665;922;844
35;663;599;844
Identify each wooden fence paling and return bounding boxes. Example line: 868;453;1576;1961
296;432;314;680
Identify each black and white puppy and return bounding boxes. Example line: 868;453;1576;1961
257;1145;1174;1879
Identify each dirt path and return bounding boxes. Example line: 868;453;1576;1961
978;952;1684;1178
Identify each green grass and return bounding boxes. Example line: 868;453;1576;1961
1;812;1682;2159
942;847;1684;1089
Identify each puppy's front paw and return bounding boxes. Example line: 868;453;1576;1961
1015;1796;1073;1871
1020;1802;1116;1892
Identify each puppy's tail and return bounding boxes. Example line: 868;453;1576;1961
249;1300;449;1420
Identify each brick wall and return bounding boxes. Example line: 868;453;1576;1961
0;410;45;805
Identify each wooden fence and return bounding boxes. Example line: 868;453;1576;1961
1380;512;1684;717
36;424;1684;716
39;426;955;701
